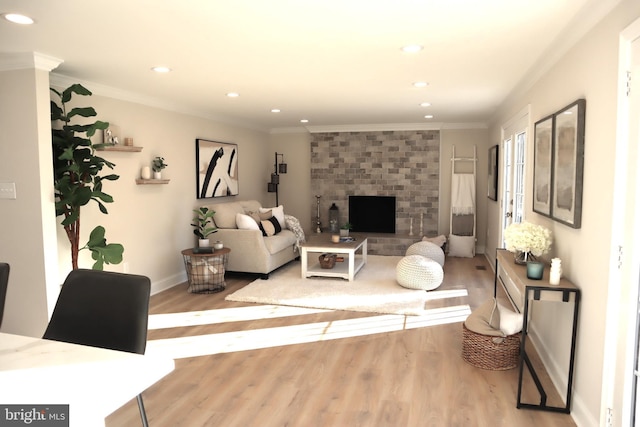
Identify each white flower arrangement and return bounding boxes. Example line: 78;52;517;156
503;221;552;257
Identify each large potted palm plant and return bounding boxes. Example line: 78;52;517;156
51;83;124;270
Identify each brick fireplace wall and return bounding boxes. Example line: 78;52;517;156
310;130;440;255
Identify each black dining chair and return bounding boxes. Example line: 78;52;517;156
0;263;9;328
43;269;152;426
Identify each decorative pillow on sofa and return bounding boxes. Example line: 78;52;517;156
259;216;282;236
260;205;285;228
236;213;260;230
248;209;272;225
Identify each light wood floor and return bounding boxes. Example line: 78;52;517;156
106;255;576;427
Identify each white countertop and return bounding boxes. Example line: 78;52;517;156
0;332;175;426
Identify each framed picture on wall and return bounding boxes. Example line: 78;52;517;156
533;114;554;216
487;145;499;201
195;139;239;198
551;99;586;228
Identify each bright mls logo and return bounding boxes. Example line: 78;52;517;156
0;405;68;426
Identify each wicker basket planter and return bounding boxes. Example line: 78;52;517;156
461;323;521;370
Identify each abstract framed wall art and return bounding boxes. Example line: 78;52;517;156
487;145;499;201
533;114;554;216
551;99;586;228
195;139;239;198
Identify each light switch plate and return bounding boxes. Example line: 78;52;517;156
0;182;17;199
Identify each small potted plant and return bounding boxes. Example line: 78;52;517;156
191;207;217;248
340;222;352;237
152;156;168;179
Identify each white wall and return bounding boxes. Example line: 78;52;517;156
486;1;640;425
0;68;272;336
0;64;59;337
53;93;272;293
268;131;312;233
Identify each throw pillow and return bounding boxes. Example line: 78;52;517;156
259;216;282;236
260;205;285;228
248;209;272;225
422;234;446;248
464;298;503;337
448;234;474;258
236;213;260;230
497;302;523;335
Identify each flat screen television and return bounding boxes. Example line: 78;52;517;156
348;196;396;233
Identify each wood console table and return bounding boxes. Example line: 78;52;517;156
494;249;581;413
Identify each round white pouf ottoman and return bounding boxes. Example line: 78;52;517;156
406;241;445;267
396;255;444;291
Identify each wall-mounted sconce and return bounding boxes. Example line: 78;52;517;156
267;152;287;205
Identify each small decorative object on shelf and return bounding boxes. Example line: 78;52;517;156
141;166;151;180
503;221;552;265
213;241;223;250
549;257;562;285
103;125;120;145
124;137;133;146
526;261;544;280
152;156;168;179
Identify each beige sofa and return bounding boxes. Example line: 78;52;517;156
201;200;299;278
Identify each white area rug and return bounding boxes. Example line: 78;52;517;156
226;255;468;316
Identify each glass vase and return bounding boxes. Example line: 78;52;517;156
514;251;535;265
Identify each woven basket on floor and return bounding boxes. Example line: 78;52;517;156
318;253;337;269
461;323;521;370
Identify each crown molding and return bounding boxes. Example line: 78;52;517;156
300;122;487;134
0;52;63;72
49;73;270;134
497;0;623;120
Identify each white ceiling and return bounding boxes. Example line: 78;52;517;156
0;0;619;132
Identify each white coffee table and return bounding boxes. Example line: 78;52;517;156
300;237;367;281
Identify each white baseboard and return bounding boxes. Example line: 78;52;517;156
151;271;186;296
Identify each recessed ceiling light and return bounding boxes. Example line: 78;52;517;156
226;92;239;98
420;102;432;107
271;109;281;113
300;119;309;123
2;13;34;25
151;66;171;73
424;115;434;119
401;45;423;53
413;81;428;88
